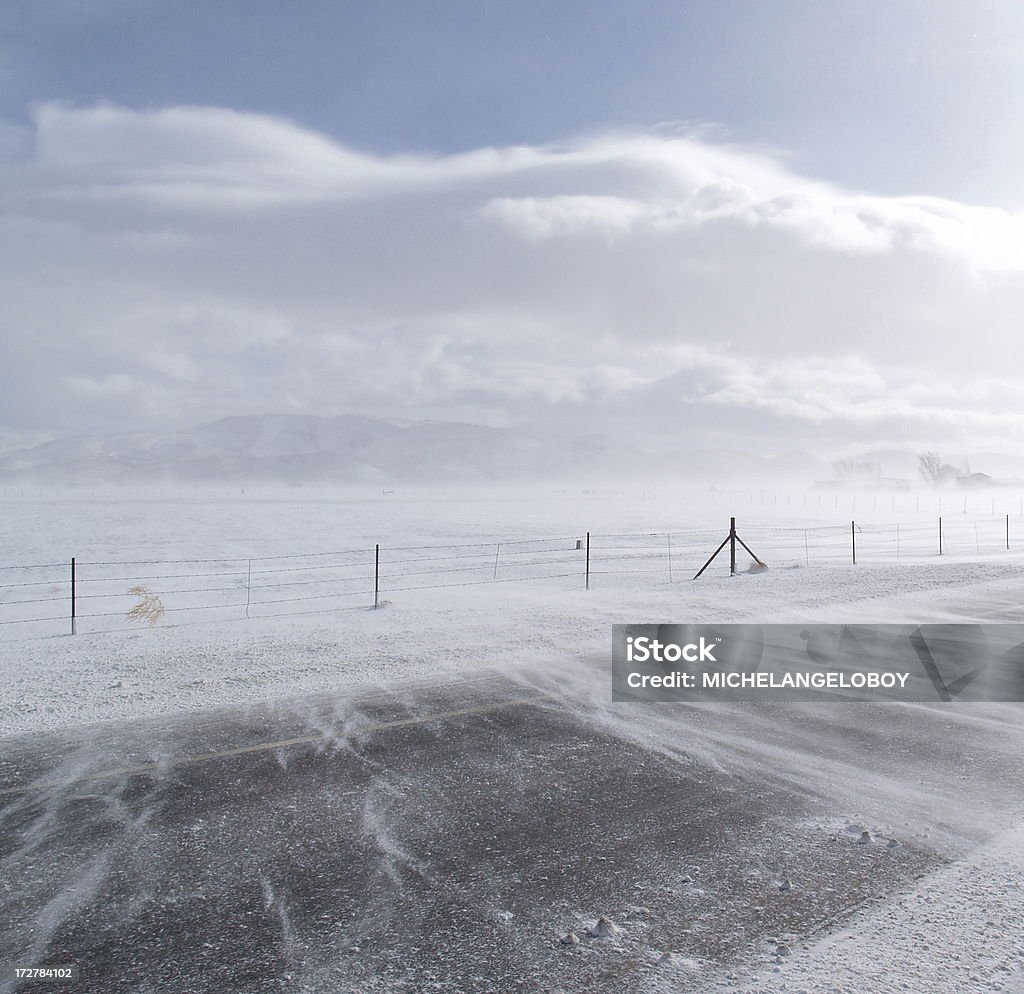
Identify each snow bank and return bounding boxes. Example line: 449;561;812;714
739;822;1024;994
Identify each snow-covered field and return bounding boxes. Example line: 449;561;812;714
3;486;1024;994
3;485;1024;734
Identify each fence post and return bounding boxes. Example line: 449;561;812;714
667;534;673;583
585;532;590;590
71;557;77;635
374;544;380;608
804;529;809;566
851;521;857;565
729;517;737;576
896;523;900;559
938;517;943;555
493;542;501;579
245;559;252;619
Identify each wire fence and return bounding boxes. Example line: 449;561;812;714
0;515;1017;640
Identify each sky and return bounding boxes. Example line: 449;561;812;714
3;0;1024;459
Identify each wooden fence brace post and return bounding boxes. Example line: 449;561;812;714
729;517;736;576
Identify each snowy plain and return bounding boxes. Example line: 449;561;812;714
2;484;1023;734
2;485;1024;993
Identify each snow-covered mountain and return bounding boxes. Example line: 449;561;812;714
0;414;642;483
0;414;827;485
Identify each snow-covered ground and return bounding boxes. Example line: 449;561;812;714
734;821;1024;994
2;486;1024;993
2;486;1024;735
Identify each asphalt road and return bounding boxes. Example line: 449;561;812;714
0;670;1018;994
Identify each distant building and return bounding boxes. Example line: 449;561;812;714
955;472;992;489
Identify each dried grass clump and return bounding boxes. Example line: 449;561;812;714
127;585;165;625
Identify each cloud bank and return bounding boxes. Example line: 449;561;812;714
3;102;1024;456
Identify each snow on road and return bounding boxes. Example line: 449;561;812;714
735;822;1024;994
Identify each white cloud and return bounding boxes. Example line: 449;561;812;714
3;101;1024;455
480;195;650;240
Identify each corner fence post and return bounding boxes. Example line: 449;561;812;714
585;532;590;590
374;544;380;608
694;516;764;579
71;557;77;635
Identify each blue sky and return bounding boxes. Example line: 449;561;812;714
5;0;1024;204
3;1;1024;458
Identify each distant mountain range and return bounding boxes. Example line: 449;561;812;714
0;414;829;484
